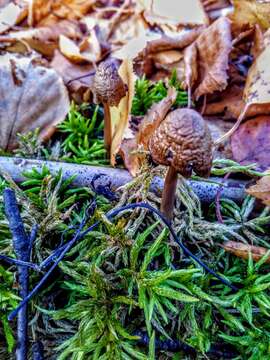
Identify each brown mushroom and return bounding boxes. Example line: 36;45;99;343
149;108;213;220
93;59;127;155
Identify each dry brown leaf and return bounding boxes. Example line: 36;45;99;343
0;2;27;34
0;53;69;150
246;172;270;206
137;87;177;148
110;59;135;168
0;20;83;57
231;0;270;31
231;116;270;171
141;0;208;28
50;50;94;103
184;16;232;100
222;241;270;263
29;0;95;27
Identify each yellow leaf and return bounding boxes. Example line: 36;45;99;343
0;2;27;34
246;173;270;206
231;0;270;30
110;59;136;167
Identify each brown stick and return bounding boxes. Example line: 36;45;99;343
161;166;178;220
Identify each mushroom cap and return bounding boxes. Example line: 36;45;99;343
149;108;213;177
93;59;127;107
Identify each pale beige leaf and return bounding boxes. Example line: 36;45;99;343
222;241;270;263
246;173;270;206
141;0;208;27
110;59;135;166
244;44;270;106
0;54;70;150
0;2;27;34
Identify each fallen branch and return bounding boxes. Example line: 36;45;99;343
0;157;247;204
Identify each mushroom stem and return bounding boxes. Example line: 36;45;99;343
161;166;178;220
103;103;112;156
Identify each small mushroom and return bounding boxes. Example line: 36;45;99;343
93;59;127;155
149;108;213;220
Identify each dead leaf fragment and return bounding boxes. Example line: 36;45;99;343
184;17;232;100
222;241;270;263
141;0;208;28
231;0;270;31
0;54;70;150
137;87;177;148
29;0;95;27
0;2;27;34
231;116;270;171
246;173;270;206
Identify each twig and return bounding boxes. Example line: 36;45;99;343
0;157;247;204
3;189;37;360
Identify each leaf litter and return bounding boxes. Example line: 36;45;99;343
0;1;270;359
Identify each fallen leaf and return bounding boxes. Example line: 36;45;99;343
137;87;177;148
244;40;270;106
0;20;83;57
222;241;270;263
246;172;270;206
0;54;70;150
0;2;27;34
110;59;136;167
28;0;95;27
141;0;208;28
231;0;270;31
184;16;232;100
231;116;270;171
50;50;94;103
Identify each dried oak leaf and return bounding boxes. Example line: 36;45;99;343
231;116;270;171
231;0;270;31
246;173;270;206
184;16;232;100
0;54;69;150
28;0;95;27
222;241;270;263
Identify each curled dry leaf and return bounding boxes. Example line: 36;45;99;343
137;87;177;148
0;54;70;150
231;116;270;171
28;0;95;27
231;0;270;31
184;16;232;100
0;1;27;34
141;0;208;28
246;172;270;206
0;20;83;57
222;241;270;263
